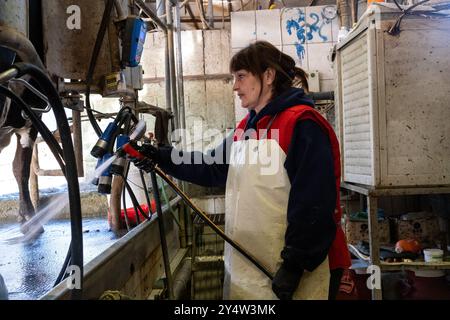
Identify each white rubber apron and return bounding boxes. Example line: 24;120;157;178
223;136;330;300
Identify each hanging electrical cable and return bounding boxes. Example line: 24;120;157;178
139;169;154;221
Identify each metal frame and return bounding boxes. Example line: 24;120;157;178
341;181;450;300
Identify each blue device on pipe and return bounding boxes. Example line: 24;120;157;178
122;17;147;67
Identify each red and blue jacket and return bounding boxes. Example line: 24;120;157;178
159;87;351;271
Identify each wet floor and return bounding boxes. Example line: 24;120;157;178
0;217;119;300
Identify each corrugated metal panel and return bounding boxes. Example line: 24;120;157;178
341;33;372;182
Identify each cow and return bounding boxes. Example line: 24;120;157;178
0;47;44;234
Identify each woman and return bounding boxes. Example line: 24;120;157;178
131;41;351;300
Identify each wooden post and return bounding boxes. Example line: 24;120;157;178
30;144;39;209
109;175;124;234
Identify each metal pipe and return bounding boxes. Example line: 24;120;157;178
0;26;45;69
156;0;165;18
61;82;102;94
174;1;186;149
337;0;352;30
172;258;192;300
150;170;174;300
157;0;173;125
308;91;335;101
166;0;179;133
208;0;215;28
135;0;167;31
153;165;274;280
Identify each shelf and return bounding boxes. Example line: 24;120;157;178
340;181;450;300
380;261;450;271
341;182;450;197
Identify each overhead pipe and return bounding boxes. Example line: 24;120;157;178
135;0;175;135
208;0;214;28
166;0;180;135
337;0;352;30
135;0;167;32
154;0;173;133
174;1;187;150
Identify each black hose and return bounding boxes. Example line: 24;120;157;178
85;91;102;137
121;166;131;231
13;62;83;300
120;174;150;222
0;81;75;293
139;169;154;220
0;86;66;173
150;170;174;299
85;0;116;137
117;112;152;225
54;246;72;286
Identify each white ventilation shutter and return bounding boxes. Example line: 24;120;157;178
341;33;373;185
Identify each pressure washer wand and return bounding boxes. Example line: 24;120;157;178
118;141;274;281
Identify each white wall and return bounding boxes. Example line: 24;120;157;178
141;29;235;152
231;6;340;122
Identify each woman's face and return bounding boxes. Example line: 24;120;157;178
232;69;273;113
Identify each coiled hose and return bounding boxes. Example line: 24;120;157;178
8;62;83;300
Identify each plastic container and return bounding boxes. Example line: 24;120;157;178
423;248;444;262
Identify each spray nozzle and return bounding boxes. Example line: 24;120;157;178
119;140;145;160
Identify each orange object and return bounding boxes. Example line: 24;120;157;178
368;0;385;4
108;199;157;228
395;239;421;254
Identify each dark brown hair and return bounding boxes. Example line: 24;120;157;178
229;41;309;97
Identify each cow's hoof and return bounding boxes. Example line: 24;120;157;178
20;222;45;236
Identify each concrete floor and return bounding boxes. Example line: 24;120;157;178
0;217;118;300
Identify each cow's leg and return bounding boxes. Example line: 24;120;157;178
13;127;43;234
